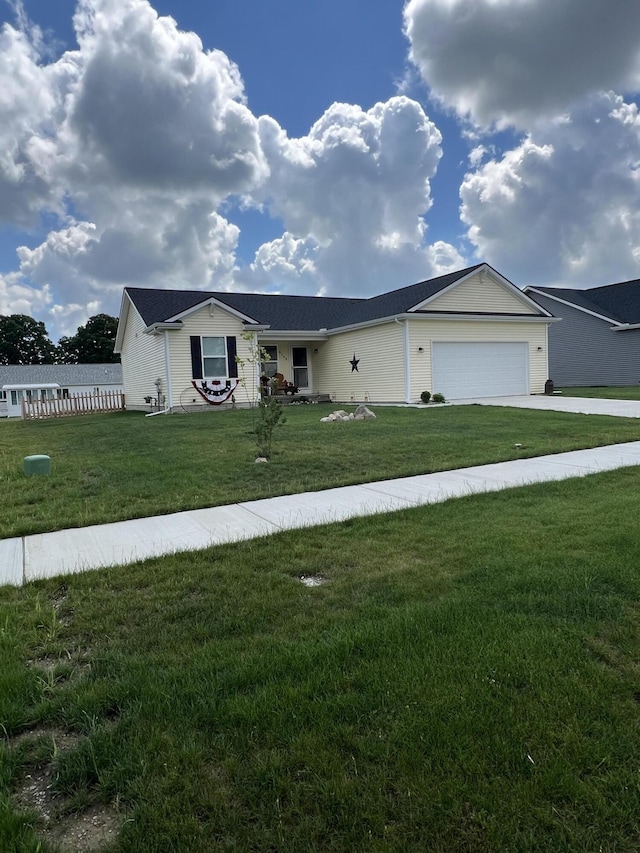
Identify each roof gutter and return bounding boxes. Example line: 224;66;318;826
3;383;60;390
258;329;328;341
324;312;557;335
144;322;183;335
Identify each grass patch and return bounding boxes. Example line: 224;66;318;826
559;386;640;400
1;467;640;850
1;404;640;538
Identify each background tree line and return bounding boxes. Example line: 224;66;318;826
0;314;120;365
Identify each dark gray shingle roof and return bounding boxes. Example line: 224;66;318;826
125;265;492;330
533;279;640;325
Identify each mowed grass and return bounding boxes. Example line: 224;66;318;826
560;386;640;400
2;403;640;538
2;467;640;851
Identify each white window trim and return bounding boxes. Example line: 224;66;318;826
201;335;228;379
291;345;311;391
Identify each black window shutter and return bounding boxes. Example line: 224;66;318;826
227;336;238;378
190;336;203;379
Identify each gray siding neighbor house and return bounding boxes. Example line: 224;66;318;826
524;280;640;387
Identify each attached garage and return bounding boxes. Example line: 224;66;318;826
118;263;555;410
431;342;529;400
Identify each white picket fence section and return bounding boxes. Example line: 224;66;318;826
22;391;125;420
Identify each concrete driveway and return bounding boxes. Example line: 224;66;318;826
454;395;640;418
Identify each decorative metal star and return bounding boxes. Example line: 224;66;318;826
350;354;360;372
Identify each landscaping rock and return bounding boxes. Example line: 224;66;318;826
354;405;376;419
321;407;376;423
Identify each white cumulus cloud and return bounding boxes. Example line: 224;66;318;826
0;0;466;341
460;92;640;285
63;0;267;195
16;202;241;320
0;270;52;317
404;0;640;129
0;0;269;337
245;96;464;296
0;20;77;224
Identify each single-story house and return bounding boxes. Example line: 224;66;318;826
114;263;557;411
524;279;640;387
0;363;123;418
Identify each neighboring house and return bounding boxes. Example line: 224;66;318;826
0;364;123;418
114;263;556;411
524;279;640;387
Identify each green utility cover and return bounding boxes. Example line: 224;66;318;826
24;455;51;476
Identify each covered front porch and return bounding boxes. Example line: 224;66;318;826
257;336;327;399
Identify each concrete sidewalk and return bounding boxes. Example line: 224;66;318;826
3;441;640;587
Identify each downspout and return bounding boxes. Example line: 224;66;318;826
544;321;550;387
395;318;411;404
164;329;173;411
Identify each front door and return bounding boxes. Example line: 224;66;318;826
291;347;310;391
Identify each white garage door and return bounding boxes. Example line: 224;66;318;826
432;342;529;400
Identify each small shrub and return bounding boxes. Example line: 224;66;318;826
431;392;446;404
254;379;286;459
420;391;431;404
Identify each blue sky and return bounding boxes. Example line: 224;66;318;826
1;0;640;341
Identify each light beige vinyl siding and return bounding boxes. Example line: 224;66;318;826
425;270;539;315
167;305;255;409
408;319;548;401
314;322;406;403
120;302;166;410
256;342;315;388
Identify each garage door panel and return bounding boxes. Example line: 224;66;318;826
432;342;528;400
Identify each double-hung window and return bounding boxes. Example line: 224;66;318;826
202;337;227;378
190;335;238;381
260;345;278;378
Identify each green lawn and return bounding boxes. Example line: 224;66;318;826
2;467;640;851
2;403;640;538
560;386;640;400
